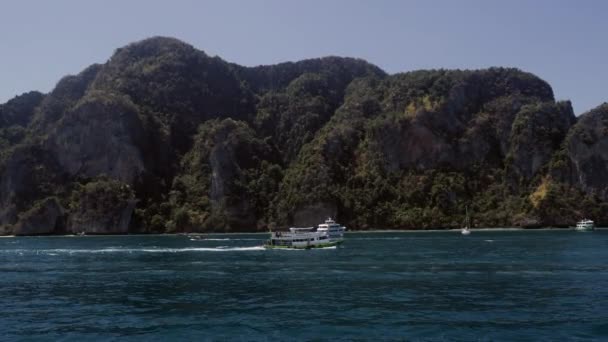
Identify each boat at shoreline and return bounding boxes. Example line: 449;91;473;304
264;218;346;249
575;219;594;231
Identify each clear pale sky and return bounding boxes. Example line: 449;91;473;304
1;0;606;114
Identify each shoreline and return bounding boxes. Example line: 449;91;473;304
349;227;607;233
1;227;606;237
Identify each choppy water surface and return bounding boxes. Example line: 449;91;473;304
1;231;608;341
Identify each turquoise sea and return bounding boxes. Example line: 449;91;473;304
1;230;608;341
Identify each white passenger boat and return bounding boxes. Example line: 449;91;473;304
575;219;594;231
264;218;346;249
316;217;346;244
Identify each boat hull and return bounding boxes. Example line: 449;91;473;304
263;240;343;250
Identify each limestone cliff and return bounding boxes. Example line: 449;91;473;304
0;37;607;234
44;93;146;184
67;178;137;234
561;103;608;200
13;197;65;235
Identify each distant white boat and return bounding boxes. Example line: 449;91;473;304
461;206;471;235
575;219;594;231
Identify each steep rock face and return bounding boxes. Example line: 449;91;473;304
44;93;146;184
13;197;65;235
563;104;608;200
372;117;456;172
0;92;45;151
67;178;136;234
0;145;64;227
30;64;101;131
255;72;357;164
361;69;555;174
0;91;44;128
180;119;279;230
91;37;255;153
274;68;566;229
506;101;576;186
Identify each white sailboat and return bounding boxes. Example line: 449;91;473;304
461;206;471;235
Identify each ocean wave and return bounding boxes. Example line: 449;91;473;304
189;238;261;241
271;245;337;251
353;237;404;240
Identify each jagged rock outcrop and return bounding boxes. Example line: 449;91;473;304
506;101;576;188
90;37;255;154
0;91;45;151
0;145;64;227
561;103;608;200
13;197;65;235
165;119;281;231
273;68;585;229
30;64;102;131
67;178;137;234
0;91;44;128
44;93;146;184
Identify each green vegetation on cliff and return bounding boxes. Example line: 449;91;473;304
1;36;606;234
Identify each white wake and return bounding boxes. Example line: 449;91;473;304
1;246;266;254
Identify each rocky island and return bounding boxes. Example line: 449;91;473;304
1;37;607;235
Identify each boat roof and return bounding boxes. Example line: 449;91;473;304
289;227;315;231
